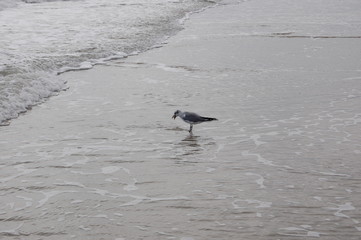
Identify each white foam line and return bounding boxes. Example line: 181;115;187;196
0;166;36;183
14;198;33;212
124;178;138;191
148;196;189;203
54;181;86;188
86;186;189;207
101;166;120;174
232;199;272;209
250;134;266;146
245;172;266;189
242;150;274;166
36;190;77;208
79;225;91;231
326;202;357;222
221;118;234;124
119;198;144;207
315;171;350;177
278;226;322;238
0;223;23;236
245;199;272;208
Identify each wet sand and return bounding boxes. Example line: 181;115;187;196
1;0;361;239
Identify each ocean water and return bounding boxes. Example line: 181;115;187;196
1;0;361;239
0;0;217;125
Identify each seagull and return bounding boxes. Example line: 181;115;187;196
172;110;218;133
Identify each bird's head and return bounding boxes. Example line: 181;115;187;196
172;110;181;119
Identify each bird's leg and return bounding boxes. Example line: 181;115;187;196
189;124;193;133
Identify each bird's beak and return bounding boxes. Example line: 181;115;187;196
172;114;176;119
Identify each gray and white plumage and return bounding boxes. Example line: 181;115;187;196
172;110;217;133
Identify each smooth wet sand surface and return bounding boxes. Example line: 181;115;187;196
1;0;361;239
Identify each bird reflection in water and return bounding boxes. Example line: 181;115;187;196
177;135;203;159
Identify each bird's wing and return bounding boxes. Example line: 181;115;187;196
183;112;203;122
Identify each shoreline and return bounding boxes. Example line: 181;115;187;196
0;1;220;127
1;0;361;239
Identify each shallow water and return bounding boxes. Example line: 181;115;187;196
1;0;361;239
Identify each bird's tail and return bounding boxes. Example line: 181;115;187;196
200;117;218;122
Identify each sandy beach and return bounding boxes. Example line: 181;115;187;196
1;0;361;239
